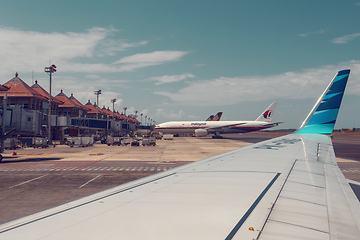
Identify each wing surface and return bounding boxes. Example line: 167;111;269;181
1;70;359;239
1;134;359;239
206;122;246;132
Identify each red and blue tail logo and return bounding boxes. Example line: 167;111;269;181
263;110;273;119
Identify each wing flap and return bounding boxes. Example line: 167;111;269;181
257;134;360;240
325;164;360;239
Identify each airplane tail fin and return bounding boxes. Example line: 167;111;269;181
206;112;223;121
212;112;223;121
255;102;278;122
296;69;350;135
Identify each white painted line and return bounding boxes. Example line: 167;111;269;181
79;174;102;189
10;174;49;188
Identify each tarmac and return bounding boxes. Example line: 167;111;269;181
0;132;359;224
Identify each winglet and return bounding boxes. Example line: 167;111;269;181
255;102;278;122
295;69;350;135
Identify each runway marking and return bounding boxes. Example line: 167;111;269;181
9;174;49;188
42;153;54;156
89;153;103;156
0;165;175;172
78;157;109;169
79;174;102;188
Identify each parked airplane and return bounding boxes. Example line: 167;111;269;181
1;70;358;240
154;102;280;138
205;112;223;121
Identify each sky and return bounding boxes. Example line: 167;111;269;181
0;0;360;129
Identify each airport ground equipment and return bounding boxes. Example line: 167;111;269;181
3;138;19;150
107;136;131;146
33;137;49;148
106;136;121;146
131;139;140;146
66;137;94;147
142;137;156;146
121;137;131;146
163;134;174;140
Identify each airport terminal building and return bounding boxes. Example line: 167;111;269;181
0;73;141;145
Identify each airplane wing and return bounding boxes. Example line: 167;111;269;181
262;121;283;127
1;69;359;239
206;120;282;133
206;122;246;132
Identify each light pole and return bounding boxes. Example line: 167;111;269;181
123;107;127;135
141;113;143;125
111;98;116;118
94;90;101;119
45;64;57;144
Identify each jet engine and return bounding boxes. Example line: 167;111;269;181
195;129;208;137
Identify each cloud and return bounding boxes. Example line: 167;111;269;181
154;61;360;106
0;27;189;78
298;29;326;37
97;39;148;57
0;27;175;78
332;33;360;44
112;51;190;71
0;27;111;73
149;73;195;85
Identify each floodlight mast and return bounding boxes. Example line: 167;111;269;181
94;90;101;119
44;64;57;145
111;98;116;118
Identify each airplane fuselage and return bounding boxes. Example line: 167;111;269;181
154;121;275;134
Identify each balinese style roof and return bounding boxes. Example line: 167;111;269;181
101;106;114;117
69;93;88;112
0;73;48;101
54;90;82;109
84;100;106;115
114;111;126;120
31;80;63;105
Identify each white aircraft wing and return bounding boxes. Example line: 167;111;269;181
206;122;246;132
1;69;359;239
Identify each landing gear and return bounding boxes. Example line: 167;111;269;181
212;135;223;139
212;132;223;139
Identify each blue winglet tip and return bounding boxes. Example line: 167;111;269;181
296;69;350;135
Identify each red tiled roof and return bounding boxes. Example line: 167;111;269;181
31;80;63;105
0;85;9;91
84;100;106;115
114;111;126;120
54;90;82;109
69;93;88;111
101;107;114;117
0;73;48;101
